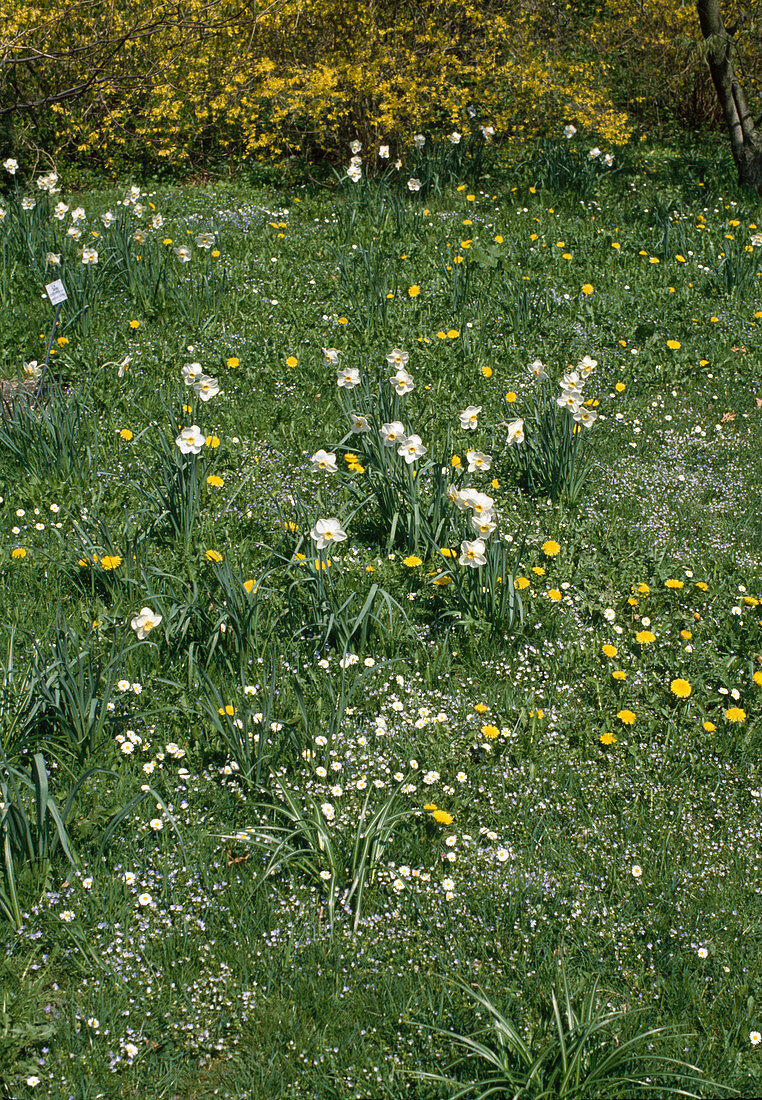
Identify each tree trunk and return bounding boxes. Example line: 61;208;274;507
697;0;762;193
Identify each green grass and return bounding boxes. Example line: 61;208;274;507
0;133;761;1097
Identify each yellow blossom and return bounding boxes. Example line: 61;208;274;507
205;549;223;563
724;707;746;723
670;678;692;698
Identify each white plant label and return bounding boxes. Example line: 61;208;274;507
45;279;68;305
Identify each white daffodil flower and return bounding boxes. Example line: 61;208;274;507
506;418;525;444
131;607;162;639
573;406;598;428
310;518;348;549
182;362;204;385
380;421;407;447
386;348;409;367
193;375;220;401
461;489;494;515
310;449;338;473
459;538;487;568
175;425;205;454
398;434;427;464
390;368;414;395
337;367;361;389
466;450;492;472
557;392;581;412
471;514;496;537
459;405;482;430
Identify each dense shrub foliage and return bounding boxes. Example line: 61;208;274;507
2;0;761;169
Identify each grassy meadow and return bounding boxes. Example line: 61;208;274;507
1;134;762;1098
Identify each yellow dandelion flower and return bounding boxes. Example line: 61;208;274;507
227;357;240;368
119;428;133;441
206;475;224;487
408;285;420;298
635;630;656;644
612;670;627;680
481;724;500;739
547;588;563;601
482;366;493;378
581;283;593;295
666;339;681;350
403;555;422;567
129;320;140;330
286;355;298;367
670;678;692;698
11;548;27;559
243;579;256;594
542;540;560;557
724;707;746;722
431;810;453;825
514;577;530;590
703;720;716;732
617;709;636;725
602;644;618;657
615;382;626;392
99;555;122;570
752;671;762;687
599;731;617;745
205;549;223;563
474;703;489;714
